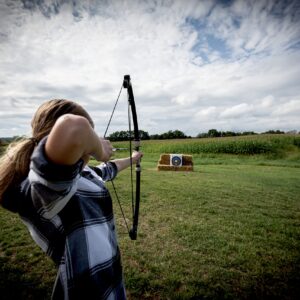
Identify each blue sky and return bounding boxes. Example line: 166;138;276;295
0;0;300;137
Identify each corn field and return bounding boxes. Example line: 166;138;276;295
113;134;300;155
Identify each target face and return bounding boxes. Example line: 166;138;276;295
170;154;183;166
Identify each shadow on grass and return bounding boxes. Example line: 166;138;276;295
0;256;51;300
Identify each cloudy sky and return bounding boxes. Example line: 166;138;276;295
0;0;300;137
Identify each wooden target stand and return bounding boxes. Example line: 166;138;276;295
157;153;193;171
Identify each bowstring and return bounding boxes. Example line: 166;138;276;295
103;84;123;138
109;177;130;234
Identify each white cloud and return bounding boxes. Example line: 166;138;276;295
220;103;253;118
195;106;218;120
272;99;300;116
0;0;299;137
260;95;274;108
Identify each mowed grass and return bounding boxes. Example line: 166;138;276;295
0;135;300;299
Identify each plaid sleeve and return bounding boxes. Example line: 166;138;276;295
90;162;118;182
29;136;84;219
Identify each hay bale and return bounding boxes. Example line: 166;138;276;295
158;154;170;165
157;165;193;171
182;155;193;165
157;153;194;171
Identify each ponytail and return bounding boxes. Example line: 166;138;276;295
0;137;37;203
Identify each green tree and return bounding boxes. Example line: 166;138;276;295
208;129;220;137
108;130;150;141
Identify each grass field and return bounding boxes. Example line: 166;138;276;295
0;134;300;299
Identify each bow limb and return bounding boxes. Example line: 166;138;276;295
123;75;141;240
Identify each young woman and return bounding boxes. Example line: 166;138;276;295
0;99;142;299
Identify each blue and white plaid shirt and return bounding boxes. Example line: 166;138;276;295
2;137;126;299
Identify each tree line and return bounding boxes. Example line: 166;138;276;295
197;129;288;138
107;129;292;141
0;129;295;144
108;130;191;141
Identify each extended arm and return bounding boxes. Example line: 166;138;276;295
111;151;143;172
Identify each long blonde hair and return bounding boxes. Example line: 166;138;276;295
0;99;94;203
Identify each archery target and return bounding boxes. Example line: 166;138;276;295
170;154;183;166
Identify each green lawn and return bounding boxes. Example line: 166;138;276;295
116;155;300;299
0;138;299;299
